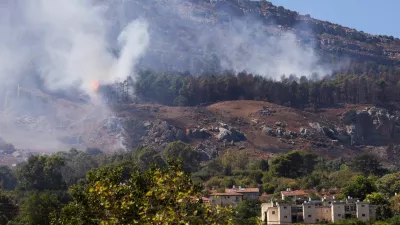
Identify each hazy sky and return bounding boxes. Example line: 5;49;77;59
269;0;399;37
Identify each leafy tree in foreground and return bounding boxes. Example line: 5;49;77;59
55;160;233;225
0;192;18;224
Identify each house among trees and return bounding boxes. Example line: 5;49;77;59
209;186;260;207
281;188;309;201
225;186;260;200
261;196;377;224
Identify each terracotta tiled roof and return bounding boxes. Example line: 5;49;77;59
210;192;243;196
202;197;210;202
225;188;260;193
281;190;308;196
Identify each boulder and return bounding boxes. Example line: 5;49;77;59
299;127;308;135
276;128;284;137
217;127;246;142
190;128;211;139
285;130;297;139
262;126;276;136
322;127;336;140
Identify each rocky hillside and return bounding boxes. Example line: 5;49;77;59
124;0;400;73
3;84;400;169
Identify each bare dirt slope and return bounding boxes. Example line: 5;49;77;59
0;91;379;166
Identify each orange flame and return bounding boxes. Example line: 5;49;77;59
91;80;100;92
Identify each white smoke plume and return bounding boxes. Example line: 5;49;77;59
0;0;149;152
0;0;149;94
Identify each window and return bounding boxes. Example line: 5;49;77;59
308;215;311;218
338;214;341;217
284;206;287;209
272;211;275;215
316;219;319;222
308;206;311;208
284;216;287;218
362;214;366;217
361;205;365;207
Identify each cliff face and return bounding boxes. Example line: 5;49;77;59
350;107;400;146
122;0;400;73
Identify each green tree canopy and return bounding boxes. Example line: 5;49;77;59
344;175;377;200
0;165;17;190
270;150;317;178
365;192;392;221
16;155;66;191
0;191;18;224
163;141;201;173
349;154;385;176
376;172;400;196
56;160;233;225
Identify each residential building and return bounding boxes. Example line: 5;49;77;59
225;186;260;200
281;189;308;201
261;198;377;224
261;202;292;225
209;192;243;207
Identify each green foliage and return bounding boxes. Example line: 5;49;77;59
349;154;385;176
0;165;17;190
328;218;366;225
248;159;269;172
133;146;165;171
221;150;250;171
163;141;201;173
390;195;400;215
57;149;101;187
365;192;393;220
12;192;65;225
376;172;400;196
0;191;18;224
16;155;66;191
56;160;233;225
389;215;400;225
344;175;377;200
270;150;317;178
234;199;261;225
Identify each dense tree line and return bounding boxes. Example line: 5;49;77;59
132;69;400;110
1;142;400;224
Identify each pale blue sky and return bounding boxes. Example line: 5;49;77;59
269;0;399;37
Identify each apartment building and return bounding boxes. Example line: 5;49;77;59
261;198;377;224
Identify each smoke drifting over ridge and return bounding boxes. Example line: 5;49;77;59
0;0;344;153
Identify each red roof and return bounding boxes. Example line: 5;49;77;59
210;192;243;196
202;197;210;202
281;190;308;196
225;188;260;193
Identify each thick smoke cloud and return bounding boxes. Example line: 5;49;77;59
0;0;344;153
0;0;149;152
0;0;149;94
